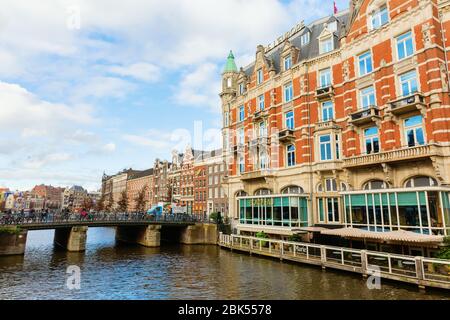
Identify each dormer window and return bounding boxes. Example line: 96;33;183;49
300;32;310;46
257;68;263;85
328;21;337;33
370;5;389;30
239;83;245;95
320;36;333;54
284;55;292;71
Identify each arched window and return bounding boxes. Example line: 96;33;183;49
363;180;389;190
404;176;438;188
235;190;248;197
254;188;272;196
281;185;304;194
341;182;349;192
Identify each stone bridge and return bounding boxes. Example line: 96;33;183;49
0;214;218;255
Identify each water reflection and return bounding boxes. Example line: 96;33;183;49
0;228;448;300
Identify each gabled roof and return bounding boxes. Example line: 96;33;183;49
241;10;350;75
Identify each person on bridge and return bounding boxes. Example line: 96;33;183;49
80;208;88;220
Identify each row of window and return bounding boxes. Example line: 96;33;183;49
233;68;418;127
357;31;413;77
235;113;425;172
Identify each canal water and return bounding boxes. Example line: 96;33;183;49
0;228;448;300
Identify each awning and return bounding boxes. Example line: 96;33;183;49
320;227;445;243
237;224;303;236
297;226;329;232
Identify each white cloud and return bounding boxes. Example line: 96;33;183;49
174;63;221;112
102;143;116;152
71;76;135;100
0;81;95;132
108;63;160;82
23;153;73;170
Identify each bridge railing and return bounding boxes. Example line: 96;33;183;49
0;212;209;226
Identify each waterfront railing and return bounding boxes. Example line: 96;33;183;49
219;233;450;290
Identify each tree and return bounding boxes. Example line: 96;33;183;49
96;194;106;212
105;192;114;212
117;190;128;213
83;197;93;211
135;186;148;213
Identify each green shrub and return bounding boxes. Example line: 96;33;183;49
288;234;302;242
0;226;22;235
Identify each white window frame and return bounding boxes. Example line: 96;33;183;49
321;101;334;121
370;5;389;30
363;127;380;154
404;115;425;147
286;144;295;167
319;134;332;161
257;68;263;85
284;55;292;71
399;70;418;97
358;51;373;76
320;36;334;54
284;82;293;102
258;94;265;111
396;31;414;61
319;68;332;88
285;111;294;129
238;127;245;145
238;105;245;122
300;32;310;46
360;86;376;109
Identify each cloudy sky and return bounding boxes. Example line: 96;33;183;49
0;0;348;191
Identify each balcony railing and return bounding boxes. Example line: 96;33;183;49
240;170;275;181
253;109;268;121
316;85;334;100
248;136;269;148
349;106;380;126
312;161;343;172
232;143;245;154
343;144;442;168
315;120;339;132
388;93;426;115
278;129;295;143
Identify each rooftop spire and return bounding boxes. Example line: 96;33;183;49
223;50;238;73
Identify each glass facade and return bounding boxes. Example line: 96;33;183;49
239;195;309;228
343;189;450;235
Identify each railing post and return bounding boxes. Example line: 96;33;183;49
240;237;242;248
320;245;326;269
361;250;368;278
415;256;426;290
249;239;253;255
280;241;284;261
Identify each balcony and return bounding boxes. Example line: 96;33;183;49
232;144;245;154
278;129;295;143
314;120;339;133
240;169;275;181
349;106;381;126
248;136;269;148
343;144;443;168
388;93;426;116
316;85;334;100
253;109;268;121
312;161;343;172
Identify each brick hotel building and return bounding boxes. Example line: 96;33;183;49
221;0;450;256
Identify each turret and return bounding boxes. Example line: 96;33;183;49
221;50;238;98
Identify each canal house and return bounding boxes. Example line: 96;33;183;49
220;0;450;257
